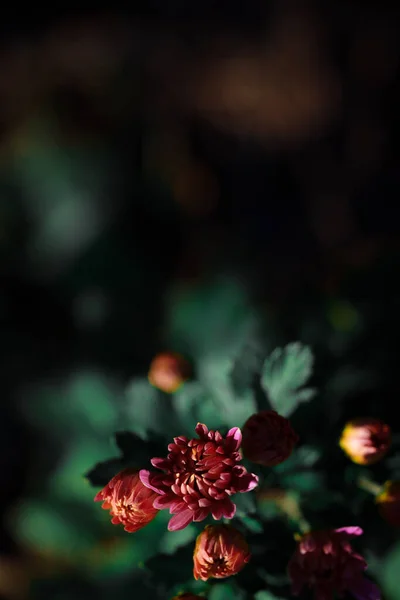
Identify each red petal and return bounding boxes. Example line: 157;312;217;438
195;423;209;438
94;490;105;502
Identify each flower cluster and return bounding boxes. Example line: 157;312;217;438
93;410;383;599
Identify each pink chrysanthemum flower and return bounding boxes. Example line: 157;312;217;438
139;423;259;531
288;526;381;600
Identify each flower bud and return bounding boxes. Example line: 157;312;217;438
242;410;299;466
94;469;159;533
193;524;250;581
148;352;191;393
339;418;391;465
376;480;400;527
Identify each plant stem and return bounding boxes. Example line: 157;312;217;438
357;476;383;497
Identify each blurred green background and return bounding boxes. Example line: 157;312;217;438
1;3;400;599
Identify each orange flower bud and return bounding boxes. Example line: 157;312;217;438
193;524;250;581
339;418;391;465
94;469;159;533
376;481;400;527
148;352;191;393
241;410;299;466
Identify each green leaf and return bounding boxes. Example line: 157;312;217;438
164;277;258;359
280;471;324;494
379;542;400;600
197;355;257;428
50;438;113;501
113;430;166;463
173;382;222;434
18;371;122;439
11;500;87;554
159;523;199;555
234;492;257;517
274;446;321;474
85;431;167;487
125;378;178;439
239;515;264;534
209;582;243;600
260;342;316;416
85;458;125;487
254;591;285;600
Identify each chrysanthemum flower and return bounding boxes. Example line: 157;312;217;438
140;423;259;531
376;480;400;527
242;410;299;466
148;351;191;393
193;524;250;581
339;417;391;465
288;526;381;600
94;469;159;533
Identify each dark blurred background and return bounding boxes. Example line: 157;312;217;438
1;1;400;599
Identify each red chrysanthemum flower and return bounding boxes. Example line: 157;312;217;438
288;526;381;600
139;423;259;531
376;480;400;527
242;410;299;466
193;524;250;581
94;468;159;533
339;417;391;465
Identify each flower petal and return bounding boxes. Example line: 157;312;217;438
335;526;363;537
349;577;381;600
168;509;194;531
139;470;166;495
195;423;209;438
153;495;174;509
238;472;259;492
222;499;236;519
151;457;171;471
226;427;242;450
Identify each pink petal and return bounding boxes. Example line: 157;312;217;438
335;526;363;537
139;470;166;495
193;508;210;522
168;509;194;531
151;457;171;471
227;427;242;450
198;498;212;507
153;495;174;509
211;505;225;520
238;472;259;492
170;501;187;513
